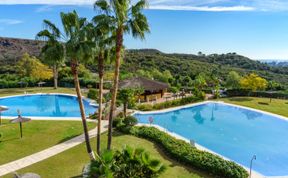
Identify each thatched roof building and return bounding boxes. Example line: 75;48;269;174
119;77;169;102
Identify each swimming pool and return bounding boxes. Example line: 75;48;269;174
0;94;97;118
134;101;288;177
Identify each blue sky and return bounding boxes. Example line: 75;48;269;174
0;1;288;59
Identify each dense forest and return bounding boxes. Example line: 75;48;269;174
122;49;288;88
0;37;288;89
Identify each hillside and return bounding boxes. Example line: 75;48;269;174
0;37;287;87
123;49;288;87
0;37;44;66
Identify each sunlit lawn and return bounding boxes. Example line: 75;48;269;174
218;97;288;117
3;131;210;178
0;87;80;97
0;120;95;165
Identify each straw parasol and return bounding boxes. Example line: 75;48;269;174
37;81;46;90
18;81;27;88
0;105;8;125
10;110;31;138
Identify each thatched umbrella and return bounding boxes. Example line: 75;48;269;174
0;105;8;125
10;110;31;138
18;81;27;88
37;82;46;90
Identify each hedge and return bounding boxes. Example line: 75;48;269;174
119;126;248;178
226;89;288;99
136;96;202;111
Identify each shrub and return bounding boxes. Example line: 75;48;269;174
112;117;123;128
123;116;138;126
87;89;98;100
136;104;154;111
89;146;166;178
119;126;248;178
136;96;202;111
168;86;179;93
226;89;288;99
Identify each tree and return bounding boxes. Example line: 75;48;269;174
36;20;65;89
94;0;150;150
118;88;143;117
240;73;268;91
17;53;52;81
226;71;241;89
193;73;207;99
87;20;113;155
58;11;95;160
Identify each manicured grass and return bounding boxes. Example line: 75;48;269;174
0;120;95;165
0;87;80;97
218;97;288;117
3;131;210;178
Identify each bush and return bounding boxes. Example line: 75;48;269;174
112;117;123;128
226;89;288;99
123;116;138;126
89;146;166;178
119;126;248;178
168;86;179;93
136;96;202;111
87;89;98;100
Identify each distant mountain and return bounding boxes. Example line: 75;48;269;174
0;37;44;66
0;37;288;87
123;49;288;87
259;60;288;67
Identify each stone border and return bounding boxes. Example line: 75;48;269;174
0;93;98;120
133;101;288;178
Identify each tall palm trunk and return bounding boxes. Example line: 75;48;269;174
53;64;58;89
107;28;123;150
71;60;95;160
97;52;104;155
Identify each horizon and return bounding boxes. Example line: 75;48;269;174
0;1;288;60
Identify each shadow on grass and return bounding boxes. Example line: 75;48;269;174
0;137;20;143
258;102;269;105
227;97;253;102
57;134;82;144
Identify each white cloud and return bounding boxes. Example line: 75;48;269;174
0;0;93;5
0;19;23;25
149;5;254;12
0;0;287;11
35;5;55;12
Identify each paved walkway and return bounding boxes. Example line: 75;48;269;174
0;120;109;177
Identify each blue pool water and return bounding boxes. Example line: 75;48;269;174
134;102;288;177
0;94;97;118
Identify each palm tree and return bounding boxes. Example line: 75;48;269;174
94;0;150;150
36;20;65;89
60;11;95;160
86;21;113;155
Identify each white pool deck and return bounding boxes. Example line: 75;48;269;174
134;100;288;178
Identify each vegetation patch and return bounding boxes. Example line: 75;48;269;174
136;96;202;111
117;125;248;178
89;146;166;178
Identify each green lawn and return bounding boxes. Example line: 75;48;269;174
0;120;95;165
218;97;288;117
3;131;210;178
0;87;80;97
